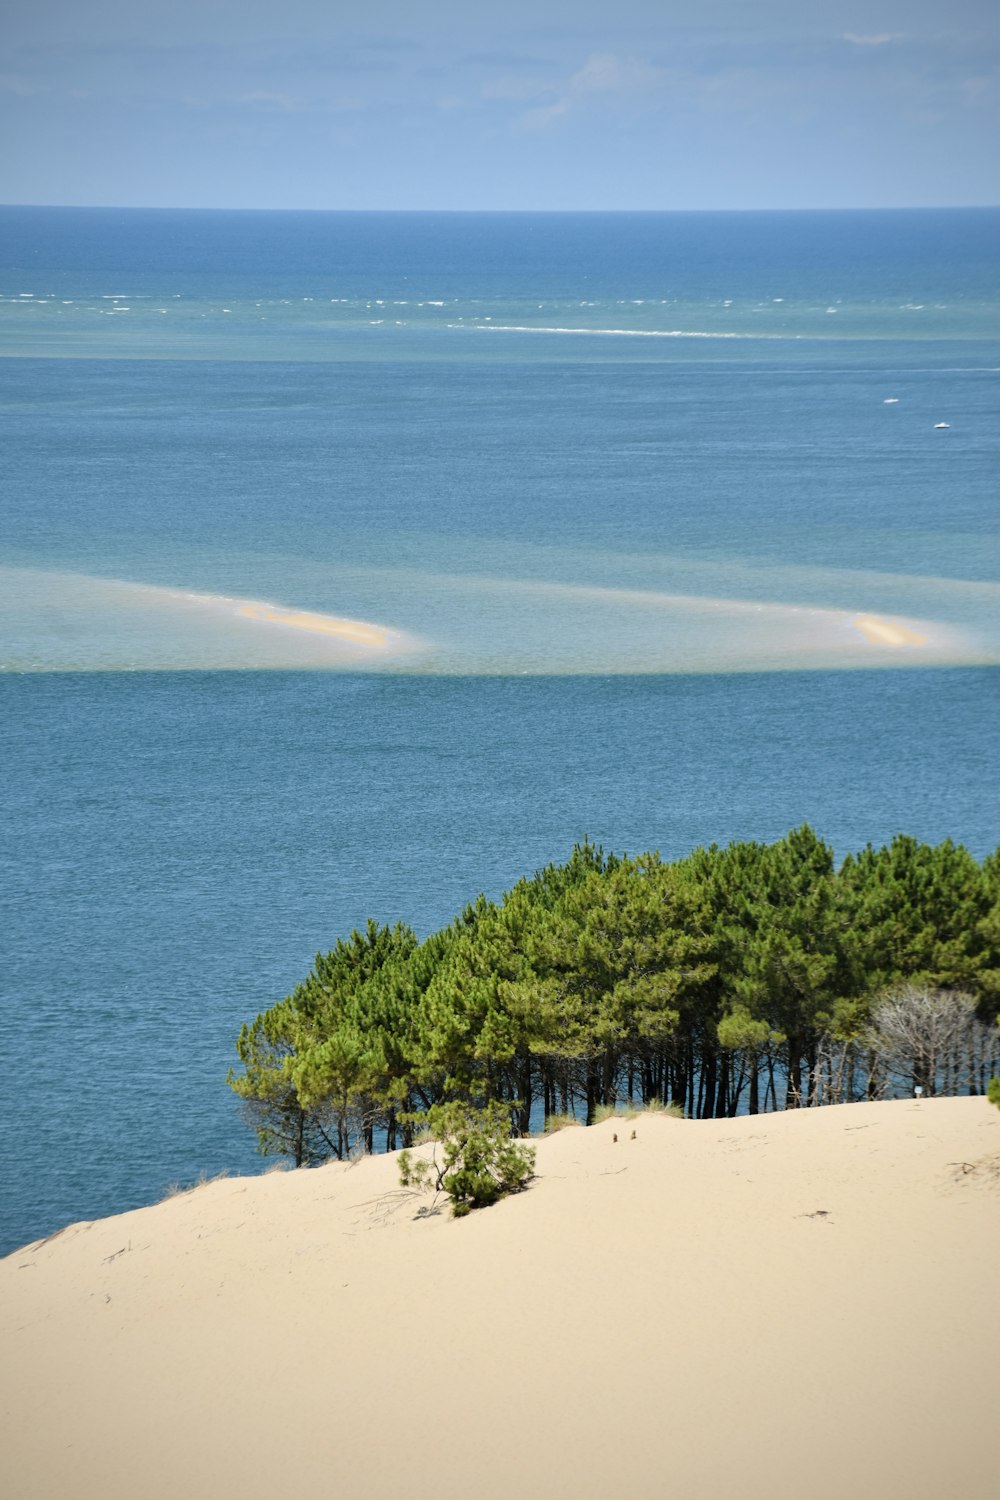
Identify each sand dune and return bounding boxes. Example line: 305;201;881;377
2;1097;997;1500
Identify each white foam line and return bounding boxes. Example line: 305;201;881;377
452;324;796;340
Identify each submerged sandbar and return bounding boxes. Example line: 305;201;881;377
850;613;929;648
0;568;424;671
235;600;396;647
0;564;989;674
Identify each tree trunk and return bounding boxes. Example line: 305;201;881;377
700;1049;716;1120
601;1049;617;1107
674;1056;688;1117
714;1051;729;1119
585;1058;600;1125
786;1040;803;1108
748;1054;760;1115
518;1051;532;1136
806;1041;819;1107
729;1059;746;1117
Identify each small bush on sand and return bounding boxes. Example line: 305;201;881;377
542;1113;582;1134
399;1101;535;1217
988;1076;1000;1110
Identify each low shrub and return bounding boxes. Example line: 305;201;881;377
399;1100;535;1217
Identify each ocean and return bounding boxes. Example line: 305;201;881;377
1;206;998;1253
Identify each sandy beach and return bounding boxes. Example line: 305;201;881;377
2;1097;997;1500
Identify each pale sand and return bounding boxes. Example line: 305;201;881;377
851;613;929;648
2;1098;998;1500
235;600;394;647
0;567;424;669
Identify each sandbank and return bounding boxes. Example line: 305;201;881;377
2;1097;997;1500
0;566;423;670
851;613;929;648
235;600;394;647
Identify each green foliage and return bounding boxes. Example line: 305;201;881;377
228;920;419;1162
227;1000;322;1165
988;1077;1000;1110
717;1007;771;1053
232;830;1000;1156
398;1101;535;1216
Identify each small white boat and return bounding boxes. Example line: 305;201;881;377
883;397;899;404
934;422;951;429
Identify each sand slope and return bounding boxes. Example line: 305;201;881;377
2;1097;998;1500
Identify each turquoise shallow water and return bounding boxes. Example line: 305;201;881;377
2;207;997;352
1;208;997;1252
2;352;998;672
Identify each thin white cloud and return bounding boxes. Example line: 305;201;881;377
569;53;662;94
232;90;303;112
219;89;363;116
842;33;904;46
518;98;572;129
0;72;48;96
958;75;991;102
482;74;557;103
502;51;666;129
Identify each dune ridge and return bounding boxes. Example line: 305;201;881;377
2;1097;997;1500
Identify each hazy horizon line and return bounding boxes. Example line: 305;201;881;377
3;202;998;216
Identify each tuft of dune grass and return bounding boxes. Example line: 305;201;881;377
542;1100;685;1133
159;1169;231;1202
594;1099;685;1123
541;1113;584;1135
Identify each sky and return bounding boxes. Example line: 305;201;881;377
1;0;997;210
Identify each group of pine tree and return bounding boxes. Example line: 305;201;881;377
229;827;1000;1166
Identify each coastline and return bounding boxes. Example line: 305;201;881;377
3;1097;997;1500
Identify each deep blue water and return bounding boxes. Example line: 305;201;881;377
1;208;997;1254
